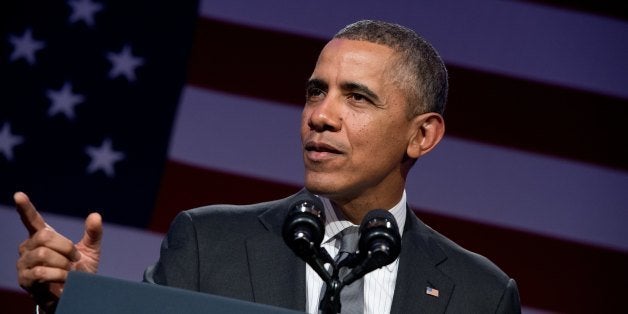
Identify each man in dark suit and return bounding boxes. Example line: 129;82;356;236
16;20;520;313
143;190;520;313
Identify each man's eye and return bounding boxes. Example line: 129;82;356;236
306;88;324;99
349;93;367;102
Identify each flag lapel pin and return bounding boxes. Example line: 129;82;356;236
426;286;440;297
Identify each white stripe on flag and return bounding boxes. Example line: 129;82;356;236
0;204;162;291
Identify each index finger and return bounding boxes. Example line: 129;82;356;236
14;192;47;236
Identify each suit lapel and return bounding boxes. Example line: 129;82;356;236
246;191;307;311
243;193;454;312
390;209;454;313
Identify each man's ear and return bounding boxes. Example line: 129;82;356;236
406;112;445;159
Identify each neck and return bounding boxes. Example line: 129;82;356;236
330;188;404;224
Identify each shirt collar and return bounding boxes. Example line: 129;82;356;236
318;190;407;244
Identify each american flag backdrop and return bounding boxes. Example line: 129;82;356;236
1;0;627;313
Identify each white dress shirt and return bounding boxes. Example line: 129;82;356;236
305;191;408;314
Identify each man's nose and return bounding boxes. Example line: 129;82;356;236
307;96;342;132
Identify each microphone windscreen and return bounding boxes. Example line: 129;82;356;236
282;190;325;256
288;190;324;214
340;209;402;286
360;209;399;232
358;209;401;267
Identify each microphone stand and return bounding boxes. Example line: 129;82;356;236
318;262;342;314
318;253;359;314
319;276;342;314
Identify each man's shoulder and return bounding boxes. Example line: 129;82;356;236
405;216;521;312
185;198;283;219
172;191;302;233
418;218;512;289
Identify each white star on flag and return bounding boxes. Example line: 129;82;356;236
46;82;85;120
67;0;104;27
0;123;24;161
85;138;125;177
107;45;144;82
9;28;46;65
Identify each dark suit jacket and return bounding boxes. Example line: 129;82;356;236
144;190;521;313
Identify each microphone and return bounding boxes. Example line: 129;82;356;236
341;209;401;286
282;191;333;282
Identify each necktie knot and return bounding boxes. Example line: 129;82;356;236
337;226;359;257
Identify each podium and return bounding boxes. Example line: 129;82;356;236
56;271;303;313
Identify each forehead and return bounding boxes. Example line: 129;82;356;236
312;39;399;85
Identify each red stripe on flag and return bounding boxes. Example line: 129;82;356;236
1;288;34;314
150;160;300;232
522;0;628;21
186;17;628;172
187;17;322;106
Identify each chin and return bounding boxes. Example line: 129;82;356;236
304;173;339;196
304;181;329;196
304;176;358;204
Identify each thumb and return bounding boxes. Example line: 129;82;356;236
80;212;103;250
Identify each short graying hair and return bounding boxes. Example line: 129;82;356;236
334;20;448;116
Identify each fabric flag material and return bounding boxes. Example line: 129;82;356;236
1;1;627;314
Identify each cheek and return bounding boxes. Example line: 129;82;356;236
300;109;310;133
348;118;388;154
354;117;408;156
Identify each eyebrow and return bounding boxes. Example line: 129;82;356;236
341;82;380;103
305;78;328;92
306;79;383;106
